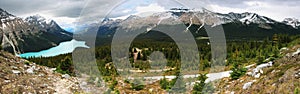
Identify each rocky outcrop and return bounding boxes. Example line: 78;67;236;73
0;51;82;93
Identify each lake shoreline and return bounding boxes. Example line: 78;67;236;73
18;39;89;58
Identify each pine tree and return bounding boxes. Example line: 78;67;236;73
192;73;214;94
230;62;247;80
159;76;170;90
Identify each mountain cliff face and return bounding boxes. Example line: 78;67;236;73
0;8;72;54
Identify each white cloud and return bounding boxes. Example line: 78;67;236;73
122;9;132;13
208;4;246;14
110;3;167;19
208;1;300;21
134;3;166;17
53;17;78;31
244;1;266;7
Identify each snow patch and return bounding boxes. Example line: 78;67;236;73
283;18;300;28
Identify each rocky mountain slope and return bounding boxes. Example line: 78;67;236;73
0;50;82;93
216;45;300;94
0;8;72;54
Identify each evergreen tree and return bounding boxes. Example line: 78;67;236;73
159;76;170;90
230;62;247;80
192;73;214;94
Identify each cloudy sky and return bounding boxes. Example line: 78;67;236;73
1;0;300;32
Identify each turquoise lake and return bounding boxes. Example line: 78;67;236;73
19;39;89;58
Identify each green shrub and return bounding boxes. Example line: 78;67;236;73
124;79;130;84
24;61;31;65
159;76;170;90
295;87;299;94
115;90;120;94
256;56;265;65
130;79;145;91
230;63;247;80
87;77;95;84
192;74;214;94
131;83;145;91
109;80;118;90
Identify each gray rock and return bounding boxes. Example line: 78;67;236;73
292;48;300;56
11;66;18;69
26;66;35;74
230;91;235;94
12;70;21;74
4;80;11;83
243;82;253;89
252;61;273;78
254;73;260;78
62;74;70;79
243;80;256;89
50;68;56;72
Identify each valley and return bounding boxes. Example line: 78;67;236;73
0;2;300;94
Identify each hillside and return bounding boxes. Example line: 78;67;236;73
0;51;82;93
216;45;300;94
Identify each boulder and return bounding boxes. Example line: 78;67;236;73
251;61;274;78
292;48;300;56
62;74;70;79
254;73;260;78
243;82;253;89
26;66;35;74
243;80;257;89
12;70;21;74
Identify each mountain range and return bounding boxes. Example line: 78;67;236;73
100;8;300;30
87;8;300;46
0;8;72;54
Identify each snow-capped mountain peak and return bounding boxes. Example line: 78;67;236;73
0;8;15;18
282;18;300;28
100;8;300;31
25;14;53;24
0;9;72;54
0;8;17;23
102;17;112;22
235;12;275;24
124;15;141;21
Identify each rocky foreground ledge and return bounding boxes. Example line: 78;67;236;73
0;51;82;94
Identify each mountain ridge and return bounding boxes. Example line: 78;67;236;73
0;8;72;54
92;8;300;45
102;9;293;29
